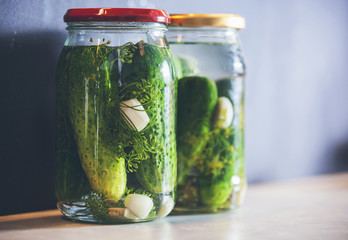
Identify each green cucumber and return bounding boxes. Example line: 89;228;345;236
216;77;245;177
121;41;176;193
55;47;91;201
198;177;233;208
173;55;198;79
197;77;245;208
66;45;127;202
197;127;235;207
176;76;218;184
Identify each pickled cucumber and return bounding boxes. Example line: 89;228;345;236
121;41;176;193
66;45;127;202
173;55;198;79
176;76;218;184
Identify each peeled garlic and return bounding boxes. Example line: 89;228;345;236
214;96;234;128
157;196;174;218
124;194;153;219
124;208;139;220
120;99;150;131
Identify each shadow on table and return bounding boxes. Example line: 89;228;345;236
0;212;236;231
0;215;88;231
167;210;235;224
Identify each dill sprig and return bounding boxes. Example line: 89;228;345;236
88;38;136;65
196;127;235;177
116;78;165;173
86;39;165;173
83;192;110;221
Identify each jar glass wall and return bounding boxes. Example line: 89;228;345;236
168;14;246;213
55;9;176;223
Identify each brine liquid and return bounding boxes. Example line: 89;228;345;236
170;42;245;81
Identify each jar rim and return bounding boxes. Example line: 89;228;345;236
65;21;168;31
169;14;245;29
64;8;171;24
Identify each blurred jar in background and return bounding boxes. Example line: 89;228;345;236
168;14;247;213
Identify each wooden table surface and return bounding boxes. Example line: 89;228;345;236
1;173;348;240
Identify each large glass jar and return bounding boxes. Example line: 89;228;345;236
167;14;246;213
55;8;177;223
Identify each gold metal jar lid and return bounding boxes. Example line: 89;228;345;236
169;14;245;29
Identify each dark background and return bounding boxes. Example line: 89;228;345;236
1;0;348;216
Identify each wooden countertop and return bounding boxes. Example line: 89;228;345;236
1;173;348;240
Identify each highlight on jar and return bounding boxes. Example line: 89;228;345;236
167;14;247;213
55;8;177;223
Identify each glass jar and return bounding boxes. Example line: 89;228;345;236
55;8;177;223
167;14;246;213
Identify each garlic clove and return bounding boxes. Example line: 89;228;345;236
120;98;150;131
157;196;174;218
214;96;234;128
124;194;153;219
124;208;139;220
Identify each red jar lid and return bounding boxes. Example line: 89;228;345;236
64;8;171;23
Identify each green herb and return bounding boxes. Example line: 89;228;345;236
196;127;235;207
115;78;166;173
121;41;177;194
124;186;153;197
83;192;110;221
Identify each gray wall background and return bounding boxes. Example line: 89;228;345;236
1;0;347;215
